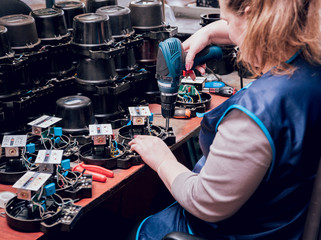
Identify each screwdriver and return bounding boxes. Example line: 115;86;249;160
209;86;236;97
173;108;192;119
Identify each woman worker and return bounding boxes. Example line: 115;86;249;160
129;0;321;239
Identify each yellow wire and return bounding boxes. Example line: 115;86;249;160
195;88;202;102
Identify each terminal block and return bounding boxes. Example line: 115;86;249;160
12;171;52;201
35;150;63;173
89;124;113;146
128;106;152;126
2;135;27;158
28;115;62;136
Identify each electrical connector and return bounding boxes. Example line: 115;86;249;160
26;143;36;154
54;137;61;144
44;183;56;197
61;159;71;170
53;127;63;137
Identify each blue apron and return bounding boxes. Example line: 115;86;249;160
136;54;321;240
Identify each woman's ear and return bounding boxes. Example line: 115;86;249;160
244;6;251;15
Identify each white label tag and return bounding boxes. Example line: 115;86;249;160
35;150;63;164
89;124;113;136
2;135;27;147
13;171;51;191
28;115;61;128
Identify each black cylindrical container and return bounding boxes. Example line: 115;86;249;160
56;95;95;135
90;89;123;122
76;57;118;87
72;12;118;83
5;196;63;232
0;25;14;59
31;8;70;41
0;14;40;51
0;15;43;91
129;0;165;65
96;5;134;38
96;5;137;73
118;124;163;145
206;45;236;75
129;0;163;30
54;1;86;31
71;13;113;51
31;8;75;79
0;26;16;98
72;12;122;122
86;0;118;13
0;26;16;96
200;13;220;27
112;48;137;73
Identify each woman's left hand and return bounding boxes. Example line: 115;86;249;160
129;135;177;172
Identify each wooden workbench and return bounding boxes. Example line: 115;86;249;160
0;94;227;240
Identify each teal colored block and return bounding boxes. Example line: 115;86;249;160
44;183;56;197
53;127;63;136
149;113;154;122
61;159;70;170
26;143;36;153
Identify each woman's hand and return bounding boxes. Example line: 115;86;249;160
129;135;177;172
182;20;232;79
182;28;210;79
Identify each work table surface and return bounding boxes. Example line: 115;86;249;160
0;94;227;240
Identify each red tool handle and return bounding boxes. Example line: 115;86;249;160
72;165;107;183
80;162;114;178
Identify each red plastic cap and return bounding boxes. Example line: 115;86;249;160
182;70;193;77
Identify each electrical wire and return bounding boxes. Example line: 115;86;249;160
31;200;45;218
110;139;120;158
21;147;37;170
37;185;44;201
206;66;222;81
195;88;202;103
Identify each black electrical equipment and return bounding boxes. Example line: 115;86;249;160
176;84;212;117
117;106;175;147
31;8;76;79
71;12;129;124
78;123;137;169
97;5;137;74
0;13;77;136
95;5;151;110
0;154;39;185
0;1;186;234
55;95;96;139
0;14;43;91
2;129;93;232
129;0;178;102
1;140;91;231
0;135;38;185
53;1;86;31
0;25;14;59
5;194;84;233
78;108;175;170
86;0;118;13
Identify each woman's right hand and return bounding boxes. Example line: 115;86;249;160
182;27;211;78
182;20;232;80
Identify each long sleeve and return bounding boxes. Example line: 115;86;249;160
171;109;272;222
